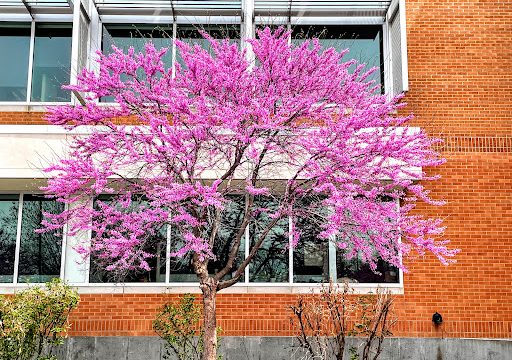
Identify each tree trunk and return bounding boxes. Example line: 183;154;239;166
200;277;218;360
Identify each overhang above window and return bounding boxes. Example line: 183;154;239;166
0;0;393;19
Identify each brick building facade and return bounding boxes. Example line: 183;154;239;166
0;0;510;342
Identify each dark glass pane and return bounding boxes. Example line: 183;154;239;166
102;24;173;64
292;25;383;89
176;24;240;67
89;195;166;283
335;196;400;284
101;24;173;102
18;195;64;283
249;196;289;283
336;252;399;284
0;23;30;101
207;195;245;281
169;196;246;282
168;226;196;282
31;23;72;102
293;204;329;283
0;195;19;283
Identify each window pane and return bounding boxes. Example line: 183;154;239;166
18;195;64;283
102;24;173;65
336;252;399;284
89;195;166;283
0;23;30;101
208;195;245;281
293;206;329;284
31;23;72;102
168;226;196;282
0;195;19;283
169;196;246;283
249;197;289;283
176;24;240;67
292;25;383;89
101;24;173;102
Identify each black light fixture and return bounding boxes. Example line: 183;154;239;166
432;312;443;325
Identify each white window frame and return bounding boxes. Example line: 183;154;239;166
80;195;403;291
3;192;66;286
0;19;74;106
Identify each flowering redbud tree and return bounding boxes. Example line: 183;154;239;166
42;28;457;360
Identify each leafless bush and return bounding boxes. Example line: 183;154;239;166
290;282;396;360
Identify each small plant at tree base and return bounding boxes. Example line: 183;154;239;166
290;282;395;360
153;294;222;360
0;279;80;360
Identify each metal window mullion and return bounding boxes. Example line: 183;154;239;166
59;203;69;280
328;236;337;282
288;216;293;284
12;193;24;285
26;21;36;103
244;220;249;283
165;224;171;284
171;22;177;79
399;0;409;92
242;0;254;68
382;21;391;97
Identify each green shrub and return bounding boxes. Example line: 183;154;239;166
0;279;79;360
153;294;222;360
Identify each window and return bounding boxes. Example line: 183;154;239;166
249;196;289;283
102;24;173;66
87;194;399;285
31;23;72;102
0;194;64;284
0;22;72;103
292;25;384;90
89;195;167;283
17;195;64;283
0;23;31;102
0;195;19;283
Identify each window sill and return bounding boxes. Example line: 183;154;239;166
0;103;72;112
0;282;404;295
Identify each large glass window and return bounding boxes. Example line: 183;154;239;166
0;195;19;283
31;23;72;102
17;195;64;283
208;195;246;281
292;25;383;89
0;23;31;101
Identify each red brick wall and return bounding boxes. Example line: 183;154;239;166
3;0;512;339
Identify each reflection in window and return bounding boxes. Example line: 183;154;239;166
336;251;399;284
292;25;383;89
0;195;19;283
169;196;246;282
0;23;30;101
176;24;240;66
89;196;166;283
101;24;173;102
249;197;289;283
293;201;329;283
18;195;64;283
31;23;72;102
102;24;173;65
168;225;196;282
208;195;245;281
